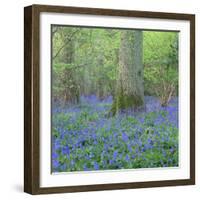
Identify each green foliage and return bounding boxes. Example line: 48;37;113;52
52;26;178;106
143;31;178;105
52;26;122;102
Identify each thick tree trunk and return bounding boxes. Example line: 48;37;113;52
111;30;144;115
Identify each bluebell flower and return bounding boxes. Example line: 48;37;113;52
127;144;132;152
109;159;114;165
53;159;59;168
52;152;58;159
94;162;99;170
113;150;118;160
170;147;174;153
122;132;129;142
125;154;130;162
131;155;136;159
62;145;70;155
83;164;89;171
60;163;67;171
52;94;178;172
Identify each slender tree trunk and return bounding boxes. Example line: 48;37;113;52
111;30;144;115
61;35;80;104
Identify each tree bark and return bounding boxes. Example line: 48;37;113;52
61;33;80;104
111;30;144;115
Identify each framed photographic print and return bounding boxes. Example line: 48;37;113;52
24;4;195;194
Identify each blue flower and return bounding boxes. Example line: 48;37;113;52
94;162;99;170
125;154;130;162
52;94;178;172
62;145;70;155
52;152;58;159
53;159;59;168
83;164;89;171
109;159;114;165
60;163;67;171
113;150;118;160
122;132;129;142
170;147;174;153
131;155;136;159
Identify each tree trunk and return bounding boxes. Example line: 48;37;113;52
111;30;144;115
61;34;80;105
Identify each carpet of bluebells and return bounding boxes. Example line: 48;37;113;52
52;95;178;172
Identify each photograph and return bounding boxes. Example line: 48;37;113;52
24;5;195;194
51;25;179;173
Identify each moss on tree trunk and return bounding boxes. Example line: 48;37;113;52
111;94;144;115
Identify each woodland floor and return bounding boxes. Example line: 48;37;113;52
52;95;178;172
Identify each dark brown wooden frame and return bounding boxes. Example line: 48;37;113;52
24;4;195;195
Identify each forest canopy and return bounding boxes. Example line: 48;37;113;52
52;25;178;110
